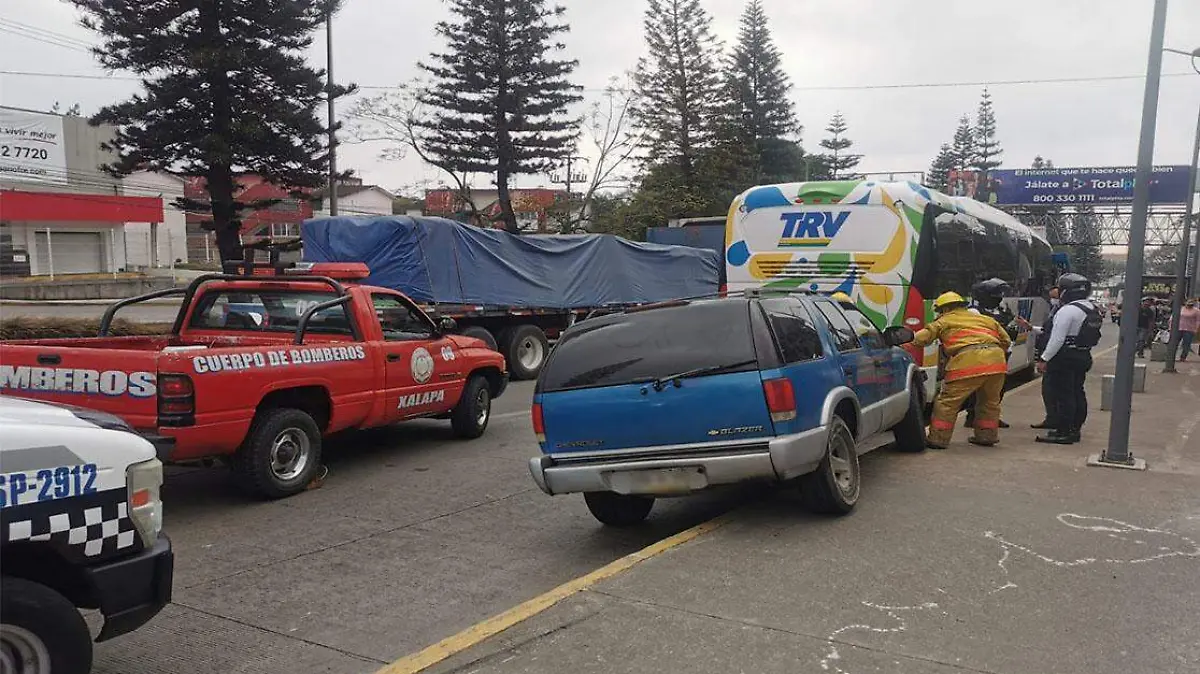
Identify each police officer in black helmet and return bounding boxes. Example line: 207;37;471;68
964;278;1019;429
1035;273;1101;444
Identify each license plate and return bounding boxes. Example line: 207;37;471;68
606;467;707;495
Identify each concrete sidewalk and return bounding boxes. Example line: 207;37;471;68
423;349;1200;674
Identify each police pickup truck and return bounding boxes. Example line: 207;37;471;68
1;396;172;674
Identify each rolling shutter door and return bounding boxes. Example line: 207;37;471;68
34;231;105;275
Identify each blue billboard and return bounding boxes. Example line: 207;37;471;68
983;166;1191;206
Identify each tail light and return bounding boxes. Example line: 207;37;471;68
531;402;545;443
158;374;195;425
762;377;796;422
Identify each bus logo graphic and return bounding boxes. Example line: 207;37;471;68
778;211;849;248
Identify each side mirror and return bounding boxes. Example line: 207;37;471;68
438;316;458;333
883;325;915;347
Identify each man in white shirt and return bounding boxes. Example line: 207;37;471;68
1035;274;1098;445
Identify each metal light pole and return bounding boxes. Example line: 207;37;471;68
1163;97;1200;371
1095;0;1169;469
326;11;338;216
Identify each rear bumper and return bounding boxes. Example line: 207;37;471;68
528;426;829;496
141;433;177;462
84;534;174;642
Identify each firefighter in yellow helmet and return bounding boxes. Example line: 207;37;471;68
908;291;1011;448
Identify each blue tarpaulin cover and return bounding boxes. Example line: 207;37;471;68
301;216;720;308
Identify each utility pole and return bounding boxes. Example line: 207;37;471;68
1163;103;1200;372
553;155;586;232
326;11;338;216
1095;0;1168;470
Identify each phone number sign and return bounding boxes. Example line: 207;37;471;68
990;166;1191;206
0;108;67;185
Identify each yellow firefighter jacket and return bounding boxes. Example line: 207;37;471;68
912;307;1011;381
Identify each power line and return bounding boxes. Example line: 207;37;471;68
0;18;94;49
3;68;1196;92
0;26;92;53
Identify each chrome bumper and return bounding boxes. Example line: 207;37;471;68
528;426;829;496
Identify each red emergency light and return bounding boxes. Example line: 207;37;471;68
288;262;371;281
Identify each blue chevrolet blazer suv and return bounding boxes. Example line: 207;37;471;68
527;292;927;526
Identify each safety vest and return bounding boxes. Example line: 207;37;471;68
914;308;1010;381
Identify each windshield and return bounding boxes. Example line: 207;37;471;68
188;289;353;335
540;301;758;392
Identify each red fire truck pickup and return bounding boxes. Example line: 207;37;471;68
0;262;508;499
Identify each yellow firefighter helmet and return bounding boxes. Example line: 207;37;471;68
933;291;967;312
830;292;853;304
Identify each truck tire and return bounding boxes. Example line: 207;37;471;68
451;375;491;439
583;492;654;527
499;324;550;380
1;577;92;674
460;326;498;351
891;384;927;453
234;407;323;499
799;416;860;515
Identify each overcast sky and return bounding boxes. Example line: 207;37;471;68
2;0;1198;196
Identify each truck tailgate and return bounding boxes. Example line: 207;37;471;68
0;343;161;428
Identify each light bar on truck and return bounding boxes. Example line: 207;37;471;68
287;262;371;280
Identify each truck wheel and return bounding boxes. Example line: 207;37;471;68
500;324;550;380
451;375;491;439
460;326;498;351
1;577;92;674
799;416;860;515
891;385;927;453
235;408;323;499
583;492;654;527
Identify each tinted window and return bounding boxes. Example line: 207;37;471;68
814;302;861;352
190;289;352;335
840;306;887;350
541;301;757;392
760;298;823;363
372;294;435;341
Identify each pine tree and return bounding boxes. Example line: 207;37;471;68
819;112;860;179
419;0;582;233
633;0;727;178
950;115;976;172
71;0;349;263
725;0;798;182
1070;206;1105;280
972;88;1003;174
1031;155;1054;170
927;143;956;191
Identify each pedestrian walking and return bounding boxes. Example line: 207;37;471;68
1175;299;1200;361
964;278;1019;429
905;292;1010;448
1035;274;1102;445
1136;297;1156;358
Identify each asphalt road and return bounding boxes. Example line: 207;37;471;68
90;380;755;673
88;329;1200;674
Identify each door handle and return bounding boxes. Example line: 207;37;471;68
387;354;401;362
37;354;61;365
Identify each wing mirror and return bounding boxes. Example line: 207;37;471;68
883;325;915;347
438;317;458;333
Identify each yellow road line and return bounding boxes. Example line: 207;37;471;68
376;513;733;674
1006;343;1120;397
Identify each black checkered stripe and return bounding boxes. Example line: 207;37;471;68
1;488;143;564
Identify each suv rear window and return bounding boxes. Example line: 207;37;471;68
541;301;758;392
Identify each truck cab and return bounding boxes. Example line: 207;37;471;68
1;396;172;674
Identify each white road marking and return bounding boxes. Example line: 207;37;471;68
820;514;1200;673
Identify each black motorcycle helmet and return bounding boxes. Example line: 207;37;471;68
1057;273;1092;303
971;277;1012;310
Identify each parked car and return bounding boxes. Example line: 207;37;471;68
1;396;172;674
527;292;925;526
